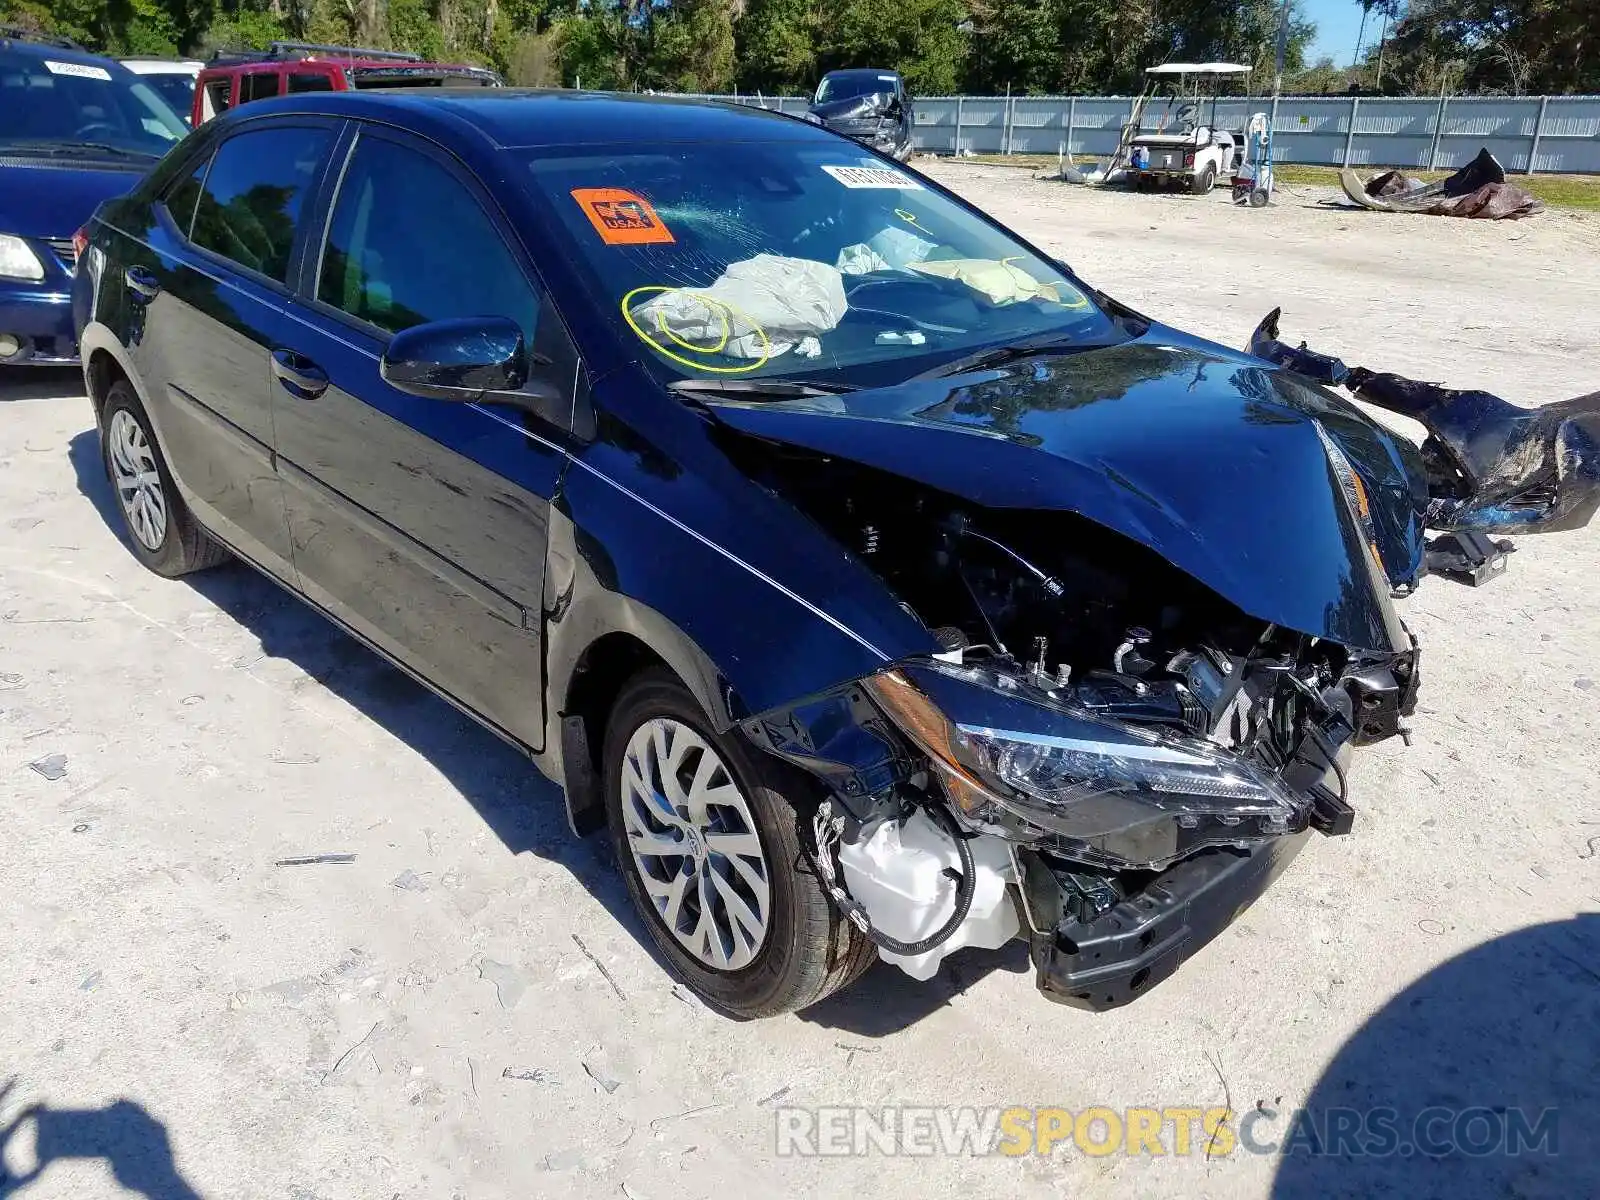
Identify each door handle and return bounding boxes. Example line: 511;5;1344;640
124;266;160;303
270;348;329;399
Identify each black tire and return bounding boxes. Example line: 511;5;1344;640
99;380;229;578
601;667;875;1018
1192;164;1217;196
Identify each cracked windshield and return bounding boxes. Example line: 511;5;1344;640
526;142;1118;384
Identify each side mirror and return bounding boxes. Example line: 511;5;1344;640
380;316;529;402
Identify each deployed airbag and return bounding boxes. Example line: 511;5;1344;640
631;254;846;360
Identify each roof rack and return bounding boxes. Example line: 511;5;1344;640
0;24;86;50
207;40;422;66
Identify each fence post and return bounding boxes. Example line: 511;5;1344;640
954;96;964;156
1066;96;1076;160
1004;89;1014;155
1527;95;1549;174
1428;88;1449;169
1268;93;1280;158
1343;95;1360;166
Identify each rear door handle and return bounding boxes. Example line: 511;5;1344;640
124;266;160;303
270;348;329;399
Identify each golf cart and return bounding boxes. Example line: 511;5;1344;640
1126;62;1250;195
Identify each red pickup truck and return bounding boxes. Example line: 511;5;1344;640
193;40;500;125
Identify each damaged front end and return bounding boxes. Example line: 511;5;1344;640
733;437;1418;1008
713;313;1592;1012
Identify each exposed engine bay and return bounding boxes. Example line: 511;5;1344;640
733;435;1414;1003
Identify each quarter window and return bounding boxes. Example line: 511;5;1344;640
317;134;537;340
190;125;331;282
164;159;208;236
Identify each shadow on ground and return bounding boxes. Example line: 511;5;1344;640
67;430;651;963
0;368;83;404
1271;914;1600;1199
0;1082;199;1199
67;427;1024;1033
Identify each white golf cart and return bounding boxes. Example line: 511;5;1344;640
1125;62;1250;195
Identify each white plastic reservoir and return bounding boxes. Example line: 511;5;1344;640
836;808;1020;981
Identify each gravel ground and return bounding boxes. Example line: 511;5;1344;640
1;165;1597;1200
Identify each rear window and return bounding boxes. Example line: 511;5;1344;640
189;125;331;282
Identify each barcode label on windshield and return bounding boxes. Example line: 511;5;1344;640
45;60;112;81
821;165;923;190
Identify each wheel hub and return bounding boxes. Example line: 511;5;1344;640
107;408;167;551
619;718;772;972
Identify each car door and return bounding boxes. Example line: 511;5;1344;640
272;124;571;751
117;117;340;580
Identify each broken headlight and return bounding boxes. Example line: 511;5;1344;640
863;661;1303;870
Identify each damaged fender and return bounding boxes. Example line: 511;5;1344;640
1250;308;1600;536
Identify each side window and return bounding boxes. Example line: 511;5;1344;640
239;72;280;104
317;134;538;341
202;78;231;120
190;125;332;282
287;72;335;94
163;157;209;235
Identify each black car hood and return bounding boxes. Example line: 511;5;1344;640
810;94;891;123
703;338;1430;653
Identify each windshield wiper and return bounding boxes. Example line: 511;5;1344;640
2;140;159;161
667;377;860;400
912;332;1086;381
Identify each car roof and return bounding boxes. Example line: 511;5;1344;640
225;88;818;150
822;68;902;81
120;58;203;74
0;31;132;73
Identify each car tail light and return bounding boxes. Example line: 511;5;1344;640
72;226;89;260
1184;152;1195;168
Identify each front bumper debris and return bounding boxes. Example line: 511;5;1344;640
1023;830;1312;1011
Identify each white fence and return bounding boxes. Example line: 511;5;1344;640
710;93;1600;174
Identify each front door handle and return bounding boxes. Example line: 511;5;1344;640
270;348;329;399
124;266;160;303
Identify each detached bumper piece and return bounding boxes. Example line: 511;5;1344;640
1423;530;1513;586
1024;830;1312;1011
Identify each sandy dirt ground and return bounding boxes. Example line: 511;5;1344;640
2;164;1598;1200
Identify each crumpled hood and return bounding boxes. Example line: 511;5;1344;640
810;94;891;124
704;338;1430;653
0;160;146;239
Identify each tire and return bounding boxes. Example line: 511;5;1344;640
1249;188;1270;208
1192;164;1217;196
99;380;229;578
601;667;875;1018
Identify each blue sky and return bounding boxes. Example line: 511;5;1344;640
1304;0;1385;67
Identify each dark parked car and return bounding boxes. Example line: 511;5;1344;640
74;89;1597;1018
1;27;187;365
807;68;913;161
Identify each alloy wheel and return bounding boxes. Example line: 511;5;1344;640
108;408;167;551
619;717;772;971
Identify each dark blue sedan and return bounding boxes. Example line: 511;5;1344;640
72;88;1595;1017
1;29;187;365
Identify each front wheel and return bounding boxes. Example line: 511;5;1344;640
601;668;875;1017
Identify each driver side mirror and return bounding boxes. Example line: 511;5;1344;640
381;316;535;403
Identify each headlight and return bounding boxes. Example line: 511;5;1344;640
863;661;1302;870
0;233;45;282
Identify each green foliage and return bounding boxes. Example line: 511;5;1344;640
4;0;1594;96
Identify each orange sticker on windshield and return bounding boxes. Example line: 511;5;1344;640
570;188;675;246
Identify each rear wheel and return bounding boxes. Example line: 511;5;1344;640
601;668;874;1017
99;380;229;578
1192;163;1217;195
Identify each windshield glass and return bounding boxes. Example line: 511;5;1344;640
0;52;187;158
814;72;896;105
139;71;197;120
525;142;1116;386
